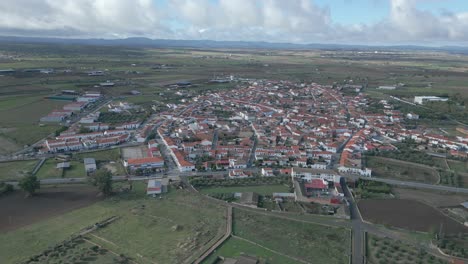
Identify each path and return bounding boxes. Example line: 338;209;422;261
193;206;232;264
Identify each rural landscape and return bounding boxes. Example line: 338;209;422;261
1;1;468;264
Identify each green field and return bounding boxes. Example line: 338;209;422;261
199;184;290;196
0;183;226;264
73;149;121;162
35;159;63;179
0;159;38;181
366;156;439;184
63;161;85;178
202;236;302;264
447;160;468;173
232;208;351;264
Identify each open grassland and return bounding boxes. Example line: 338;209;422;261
232;208;351;264
0;182;226;264
202;236;302;264
0;159;37;181
366;156;439;184
367;234;448;264
199;184;290;196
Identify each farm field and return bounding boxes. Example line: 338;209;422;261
358;199;467;234
198;184;290;196
393;187;468;207
366;234;448;264
202;236;302;264
0;159;38;181
0;185;100;233
232;208;351;264
366;156;439;184
0;182;226;264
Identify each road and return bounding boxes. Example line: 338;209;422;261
342;178;365;264
343;174;468;194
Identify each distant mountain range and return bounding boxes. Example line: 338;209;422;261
0;35;467;53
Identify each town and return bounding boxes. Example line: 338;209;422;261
1;31;468;264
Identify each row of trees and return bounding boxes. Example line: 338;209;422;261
18;168;113;198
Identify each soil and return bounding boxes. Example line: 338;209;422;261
0;185;100;233
358;199;468;234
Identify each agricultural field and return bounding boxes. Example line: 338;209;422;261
198;184;290;196
232;208;351;264
0;182;226;264
366;156;439;184
393;187;468;208
358;199;467;234
0;159;38;181
366;234;448;264
0;185;100;233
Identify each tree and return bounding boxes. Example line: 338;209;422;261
90;168;113;196
19;174;40;197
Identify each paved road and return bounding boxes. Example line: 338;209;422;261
342;178;365;264
343;174;468;194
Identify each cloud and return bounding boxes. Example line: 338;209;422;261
0;0;168;38
0;0;467;45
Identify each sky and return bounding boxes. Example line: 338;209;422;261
1;0;468;46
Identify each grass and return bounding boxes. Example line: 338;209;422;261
35;159;63;179
447;159;468;173
366;156;439;184
0;160;38;181
232;208;351;264
73;148;121;162
63;161;85;178
367;234;448;264
0;182;226;264
199;185;290;196
202;236;302;264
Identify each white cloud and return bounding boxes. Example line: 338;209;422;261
0;0;468;45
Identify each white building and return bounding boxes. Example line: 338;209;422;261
414;96;448;105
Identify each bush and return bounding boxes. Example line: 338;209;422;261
0;182;14;196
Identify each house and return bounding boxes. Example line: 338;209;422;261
228;169;249;179
56;162;70;169
124;157;165;170
305;179;329;192
146;179;168;195
414;96;448;105
84;158;97;173
261;168;274;177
